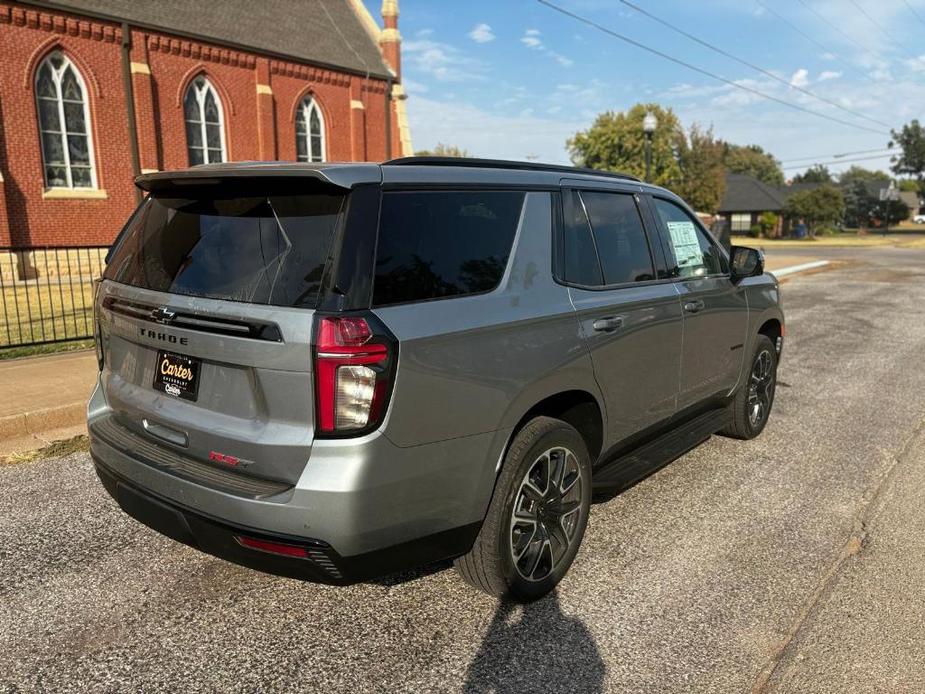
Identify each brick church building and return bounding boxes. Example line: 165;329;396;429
0;0;412;249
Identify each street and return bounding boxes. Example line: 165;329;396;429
2;246;924;693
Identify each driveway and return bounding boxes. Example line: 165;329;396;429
2;246;924;693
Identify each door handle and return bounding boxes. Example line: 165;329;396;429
592;316;624;332
683;299;705;313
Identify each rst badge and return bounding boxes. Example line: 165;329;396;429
153;351;201;401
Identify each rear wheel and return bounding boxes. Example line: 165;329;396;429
721;334;777;440
454;416;592;601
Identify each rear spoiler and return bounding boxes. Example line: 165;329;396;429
135;163;381;193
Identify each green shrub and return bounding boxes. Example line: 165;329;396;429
748;224;763;238
758;211;778;237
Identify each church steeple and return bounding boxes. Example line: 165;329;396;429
380;0;401;80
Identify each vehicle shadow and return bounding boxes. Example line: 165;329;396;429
463;590;605;693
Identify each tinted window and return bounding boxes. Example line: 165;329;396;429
580;191;655;285
562;189;603;286
373;191;524;306
105;189;344;307
652;198;725;278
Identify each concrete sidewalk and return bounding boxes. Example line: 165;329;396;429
0;349;96;456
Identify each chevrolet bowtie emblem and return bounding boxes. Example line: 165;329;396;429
151;306;176;324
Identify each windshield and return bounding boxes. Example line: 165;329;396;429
105;189;346;308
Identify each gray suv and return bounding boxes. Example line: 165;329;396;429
89;158;783;601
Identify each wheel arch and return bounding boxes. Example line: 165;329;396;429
507;389;604;465
758;317;782;345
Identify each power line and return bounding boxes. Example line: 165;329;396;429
618;0;892;130
781;153;896;170
756;1;838;57
762;0;877;85
847;0;918;60
781;147;894;164
793;0;864;53
535;0;891;136
903;0;925;29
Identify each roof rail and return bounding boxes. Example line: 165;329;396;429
384;156;641;183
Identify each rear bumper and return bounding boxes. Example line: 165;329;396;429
93;457;479;585
88;380;507;583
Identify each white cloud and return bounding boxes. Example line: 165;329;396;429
401;78;429;95
403;38;486;82
406;95;584;164
818;70;842;81
789;68;810;87
468;23;495;44
519;29;572;67
905;54;925;71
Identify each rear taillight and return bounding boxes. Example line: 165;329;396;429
314;314;396;436
92;279;104;370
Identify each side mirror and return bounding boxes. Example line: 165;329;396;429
730;246;764;282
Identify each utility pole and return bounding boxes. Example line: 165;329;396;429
643;111;657;183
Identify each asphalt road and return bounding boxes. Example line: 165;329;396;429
3;246;925;693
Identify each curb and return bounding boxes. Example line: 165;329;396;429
770;260;830;278
0;402;86;442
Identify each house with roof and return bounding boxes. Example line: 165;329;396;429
717;172;922;236
716;173;786;235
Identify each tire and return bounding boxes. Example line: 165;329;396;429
720;334;778;440
454;416;592;602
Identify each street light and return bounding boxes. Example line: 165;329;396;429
643;111;657;183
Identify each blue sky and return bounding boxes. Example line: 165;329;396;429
364;0;925;178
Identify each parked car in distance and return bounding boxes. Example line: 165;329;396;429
913;214;925;224
89;157;784;601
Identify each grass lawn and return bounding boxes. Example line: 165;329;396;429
732;233;925;248
0;339;94;361
0;280;96;350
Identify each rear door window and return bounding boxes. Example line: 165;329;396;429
372;190;525;307
561;189;604;287
579;191;656;285
105;188;345;307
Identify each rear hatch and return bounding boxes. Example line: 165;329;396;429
95;177;347;486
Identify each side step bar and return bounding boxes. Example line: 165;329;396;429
592;407;730;493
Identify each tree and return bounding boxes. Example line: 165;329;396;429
415;143;470;157
838;165;890;186
676;124;726;213
871;196;910;227
842;181;875;228
567;103;684;186
784;185;845;235
890;120;925;189
758;211;779;237
898;179;921;193
791;164;833;184
722;144;784;186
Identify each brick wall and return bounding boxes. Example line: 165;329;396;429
0;1;401;249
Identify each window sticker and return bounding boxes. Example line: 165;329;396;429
666;220;703;269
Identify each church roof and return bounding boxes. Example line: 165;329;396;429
30;0;392;79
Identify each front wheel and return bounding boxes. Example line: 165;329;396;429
720;334;778;440
454;416;592;601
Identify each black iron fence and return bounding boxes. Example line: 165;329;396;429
0;245;108;349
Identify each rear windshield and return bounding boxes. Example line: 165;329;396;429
105;189;345;308
373;190;525;307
